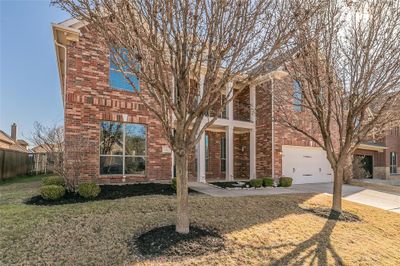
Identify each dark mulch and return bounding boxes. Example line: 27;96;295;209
300;206;362;222
210;181;250;189
130;225;224;259
25;183;199;206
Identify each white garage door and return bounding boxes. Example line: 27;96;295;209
282;145;333;184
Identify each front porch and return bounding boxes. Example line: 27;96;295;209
185;125;256;182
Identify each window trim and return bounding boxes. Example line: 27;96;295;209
205;133;209;172
99;121;147;176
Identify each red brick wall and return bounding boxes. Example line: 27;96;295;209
64;27;172;183
234;132;250;179
233;88;251;121
256;79;323;178
205;131;226;180
255;82;273;177
385;129;400;168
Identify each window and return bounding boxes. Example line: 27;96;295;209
293;80;302;112
220;136;226;172
205;133;209;172
109;48;140;91
390;152;398;174
100;121;146;175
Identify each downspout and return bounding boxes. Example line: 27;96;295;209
54;40;67;107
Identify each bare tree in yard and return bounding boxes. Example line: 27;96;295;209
31;122;90;191
53;0;317;233
275;0;400;213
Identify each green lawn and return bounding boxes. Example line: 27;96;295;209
1;176;399;265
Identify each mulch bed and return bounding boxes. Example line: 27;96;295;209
129;225;224;259
300;206;362;222
210;181;250;189
25;183;199;206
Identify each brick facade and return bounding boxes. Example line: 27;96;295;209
57;19;398;184
64;27;172;183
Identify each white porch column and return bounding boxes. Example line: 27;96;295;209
171;152;175;179
249;85;256;123
197;132;206;182
249;128;256;179
226;126;234;181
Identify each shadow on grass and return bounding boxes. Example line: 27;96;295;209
269;213;344;266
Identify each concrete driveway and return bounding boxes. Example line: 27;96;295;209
190;182;400;213
290;183;400;213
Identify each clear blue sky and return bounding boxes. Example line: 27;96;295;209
0;0;70;141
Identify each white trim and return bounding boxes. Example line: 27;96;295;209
205;117;255;129
197;132;206;182
249;128;256;179
226;126;234;181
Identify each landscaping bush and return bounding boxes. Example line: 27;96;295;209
42;176;65;186
171;177;177;191
41;185;65;200
249;178;263;188
262;177;274;187
279;177;293;187
78;182;101;199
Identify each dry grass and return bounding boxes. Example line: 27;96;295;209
0;177;399;265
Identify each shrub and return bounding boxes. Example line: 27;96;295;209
279;177;293;187
249;178;263;188
171;177;177;191
262;177;274;187
78;182;101;199
42;176;65;186
41;185;65;200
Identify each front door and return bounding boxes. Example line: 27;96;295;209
361;155;373;178
354;155;373;178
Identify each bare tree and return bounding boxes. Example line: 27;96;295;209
275;0;400;213
31;122;90;191
31;122;64;176
53;0;317;233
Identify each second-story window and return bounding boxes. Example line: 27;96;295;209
109;48;140;92
293;80;302;112
390;152;398;174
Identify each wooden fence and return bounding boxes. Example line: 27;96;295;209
0;149;32;180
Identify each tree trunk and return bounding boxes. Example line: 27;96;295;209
343;155;353;184
332;165;344;213
175;152;190;234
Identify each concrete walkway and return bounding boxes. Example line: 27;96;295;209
189;182;400;213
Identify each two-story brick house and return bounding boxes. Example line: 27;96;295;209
53;18;337;185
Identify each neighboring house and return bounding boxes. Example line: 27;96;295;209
52;18;351;185
354;127;400;180
0;123;29;153
0;124;32;180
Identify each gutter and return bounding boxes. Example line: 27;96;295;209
53;39;67;107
